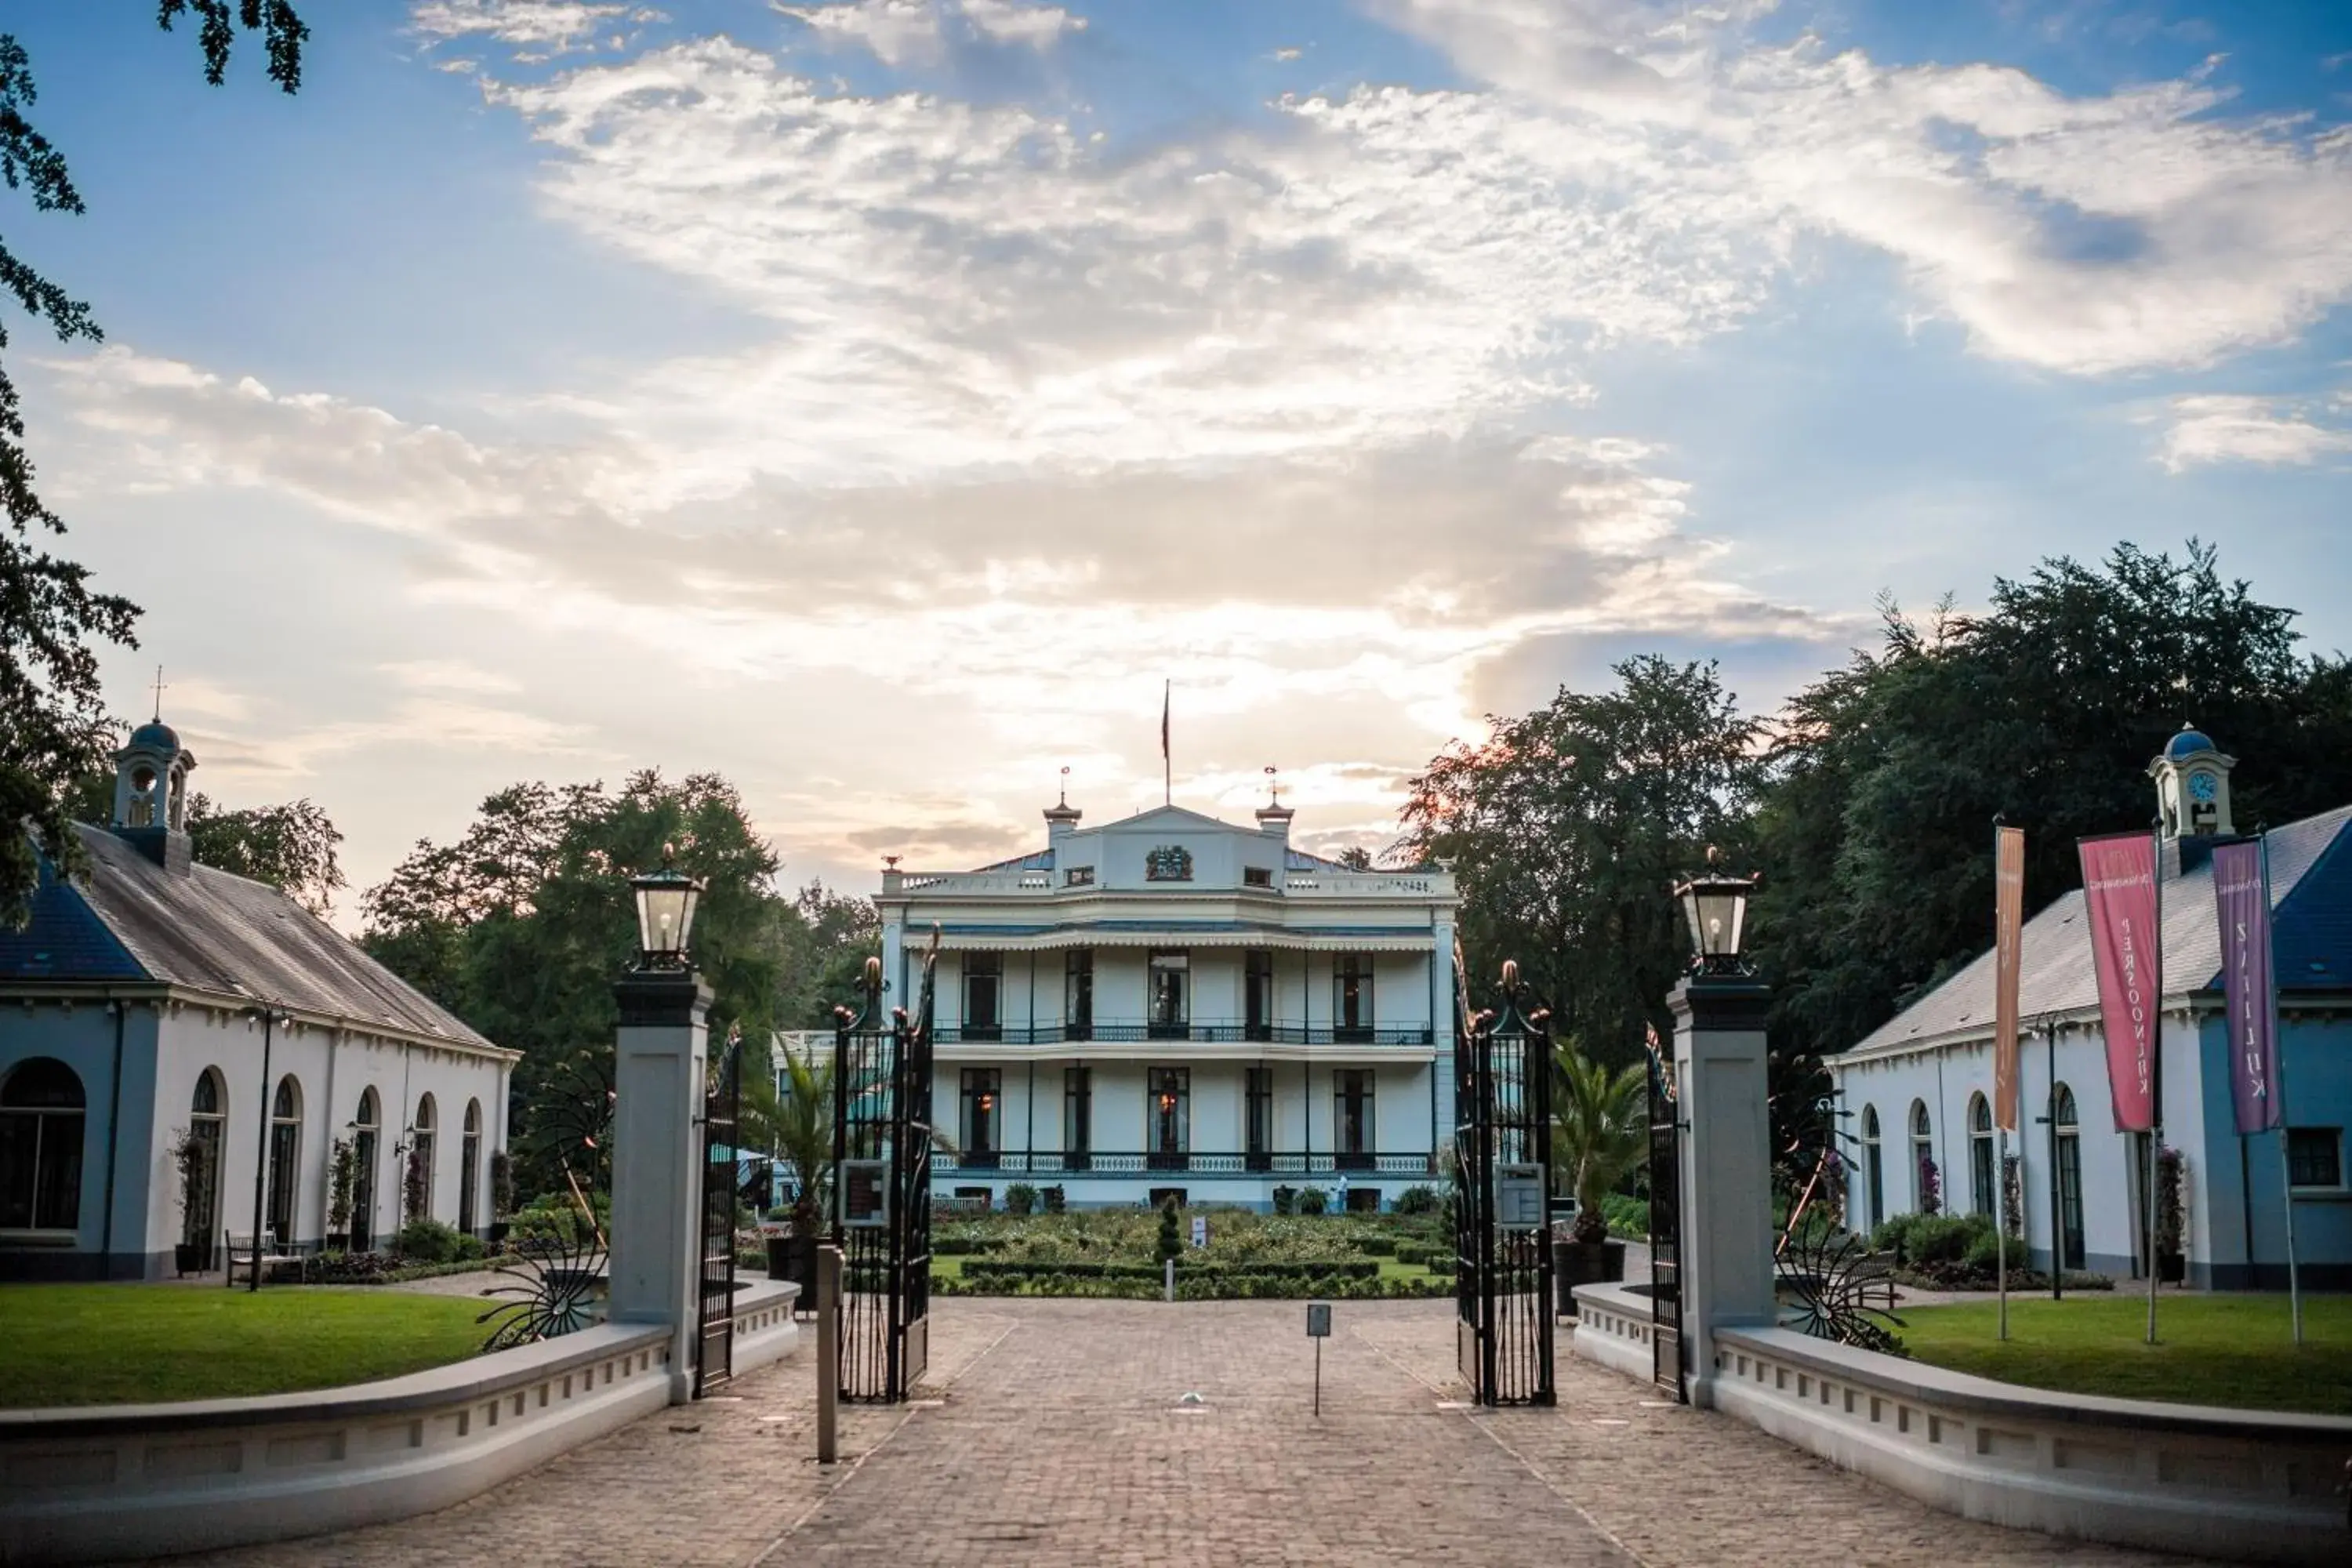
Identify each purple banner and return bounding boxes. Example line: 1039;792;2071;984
2212;838;2281;1135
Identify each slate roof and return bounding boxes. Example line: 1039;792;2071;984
1;825;498;1052
1839;804;2352;1062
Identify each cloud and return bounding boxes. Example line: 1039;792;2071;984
774;0;1083;67
1372;0;2352;376
380;659;524;695
411;2;658;56
2154;393;2352;472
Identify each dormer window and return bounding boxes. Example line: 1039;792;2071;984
1243;866;1272;888
1065;866;1094;887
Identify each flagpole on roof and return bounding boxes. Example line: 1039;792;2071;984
1162;679;1171;808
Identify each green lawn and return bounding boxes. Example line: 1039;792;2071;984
1899;1294;2352;1416
0;1285;486;1408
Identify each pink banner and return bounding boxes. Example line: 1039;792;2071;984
2078;832;2158;1133
2212;838;2282;1135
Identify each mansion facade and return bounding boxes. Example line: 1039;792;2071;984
877;796;1457;1210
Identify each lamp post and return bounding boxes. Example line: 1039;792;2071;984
243;1004;289;1293
612;844;713;1403
1663;849;1768;1407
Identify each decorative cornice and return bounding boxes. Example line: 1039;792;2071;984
1668;974;1773;1035
615;970;712;1029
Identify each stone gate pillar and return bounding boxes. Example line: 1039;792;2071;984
610;969;710;1404
1670;973;1775;1408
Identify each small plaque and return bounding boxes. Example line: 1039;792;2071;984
1494;1162;1545;1230
840;1159;889;1229
1305;1302;1331;1338
1190;1217;1208;1249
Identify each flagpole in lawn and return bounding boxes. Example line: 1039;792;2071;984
2263;833;2304;1345
1992;821;2025;1343
2147;818;2163;1347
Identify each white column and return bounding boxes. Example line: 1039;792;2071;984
1432;924;1456;1152
1671;975;1776;1410
609;970;711;1404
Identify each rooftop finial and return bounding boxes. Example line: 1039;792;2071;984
151;666;168;724
1265;764;1280;806
1059;764;1070;808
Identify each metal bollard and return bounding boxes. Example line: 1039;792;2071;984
815;1245;841;1465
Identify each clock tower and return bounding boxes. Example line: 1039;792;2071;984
2149;722;2235;840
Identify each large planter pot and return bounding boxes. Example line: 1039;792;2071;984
770;1233;819;1297
488;1221;510;1250
2158;1249;2186;1285
325;1232;349;1254
1553;1240;1627;1312
173;1241;209;1276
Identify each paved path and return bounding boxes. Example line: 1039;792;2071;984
164;1298;2201;1568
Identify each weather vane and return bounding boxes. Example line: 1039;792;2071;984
1059;764;1071;807
1265;764;1281;805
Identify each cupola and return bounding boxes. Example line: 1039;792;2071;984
111;704;197;873
1254;768;1293;842
2148;722;2234;840
1044;768;1082;842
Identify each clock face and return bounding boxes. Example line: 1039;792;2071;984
2188;771;2218;804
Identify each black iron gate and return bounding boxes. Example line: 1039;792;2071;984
1454;956;1556;1406
695;1030;742;1398
1645;1028;1686;1401
831;936;937;1403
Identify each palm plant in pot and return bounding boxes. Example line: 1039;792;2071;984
744;1046;835;1293
1552;1043;1646;1296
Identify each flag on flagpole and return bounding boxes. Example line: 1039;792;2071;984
1993;826;2025;1132
2212;838;2281;1134
2077;831;2159;1133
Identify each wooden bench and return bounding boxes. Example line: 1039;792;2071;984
224;1228;300;1286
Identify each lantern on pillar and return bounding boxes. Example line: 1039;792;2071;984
630;845;704;971
1672;848;1757;976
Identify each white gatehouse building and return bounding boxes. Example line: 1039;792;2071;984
0;718;515;1279
1831;726;2352;1290
876;793;1457;1211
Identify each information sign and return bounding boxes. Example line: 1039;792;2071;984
1190;1217;1208;1249
1305;1302;1331;1338
840;1158;889;1229
1494;1161;1545;1231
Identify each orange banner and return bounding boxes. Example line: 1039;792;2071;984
1994;826;2025;1131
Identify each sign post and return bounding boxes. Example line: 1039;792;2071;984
815;1244;841;1464
1306;1301;1330;1417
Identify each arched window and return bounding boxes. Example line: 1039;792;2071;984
0;1058;86;1231
350;1087;380;1252
267;1076;303;1247
183;1069;227;1250
1968;1093;1996;1218
2053;1083;2084;1270
1860;1105;1883;1232
459;1099;483;1236
407;1094;437;1225
1909;1099;1936;1214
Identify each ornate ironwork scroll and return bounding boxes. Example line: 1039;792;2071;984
477;1229;608;1351
1453;957;1555;1407
1776;1221;1904;1354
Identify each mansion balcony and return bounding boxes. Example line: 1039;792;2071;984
933;1021;1435;1047
933;1149;1438;1179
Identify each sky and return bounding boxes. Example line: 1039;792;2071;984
13;0;2352;923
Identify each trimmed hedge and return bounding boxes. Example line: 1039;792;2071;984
935;1269;1452;1301
964;1258;1383;1285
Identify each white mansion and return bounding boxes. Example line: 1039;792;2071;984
877;795;1458;1210
0;718;515;1279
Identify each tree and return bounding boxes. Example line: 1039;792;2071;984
0;5;310;927
186;793;344;916
1551;1043;1646;1244
1333;846;1374;870
746;1045;834;1233
1399;655;1764;1065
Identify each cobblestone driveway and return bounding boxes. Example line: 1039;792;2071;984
166;1298;2200;1568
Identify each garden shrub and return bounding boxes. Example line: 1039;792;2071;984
455;1233;487;1261
1354;1235;1398;1257
1042;1185;1066;1214
1602;1194;1650;1237
1298;1186;1329;1216
1272;1185;1298;1215
394;1218;463;1263
1004;1182;1038;1217
1157;1198;1183;1264
1394;1185;1440;1216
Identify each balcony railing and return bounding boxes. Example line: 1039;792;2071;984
931;1150;1436;1178
935;1022;1433;1047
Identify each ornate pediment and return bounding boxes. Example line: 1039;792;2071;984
1144;844;1194;882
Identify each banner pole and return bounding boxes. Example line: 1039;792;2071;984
1997;1125;2009;1340
2261;833;2303;1345
2146;821;2162;1347
2047;1021;2062;1302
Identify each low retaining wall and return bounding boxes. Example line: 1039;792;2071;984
1570;1283;2352;1566
0;1279;801;1565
